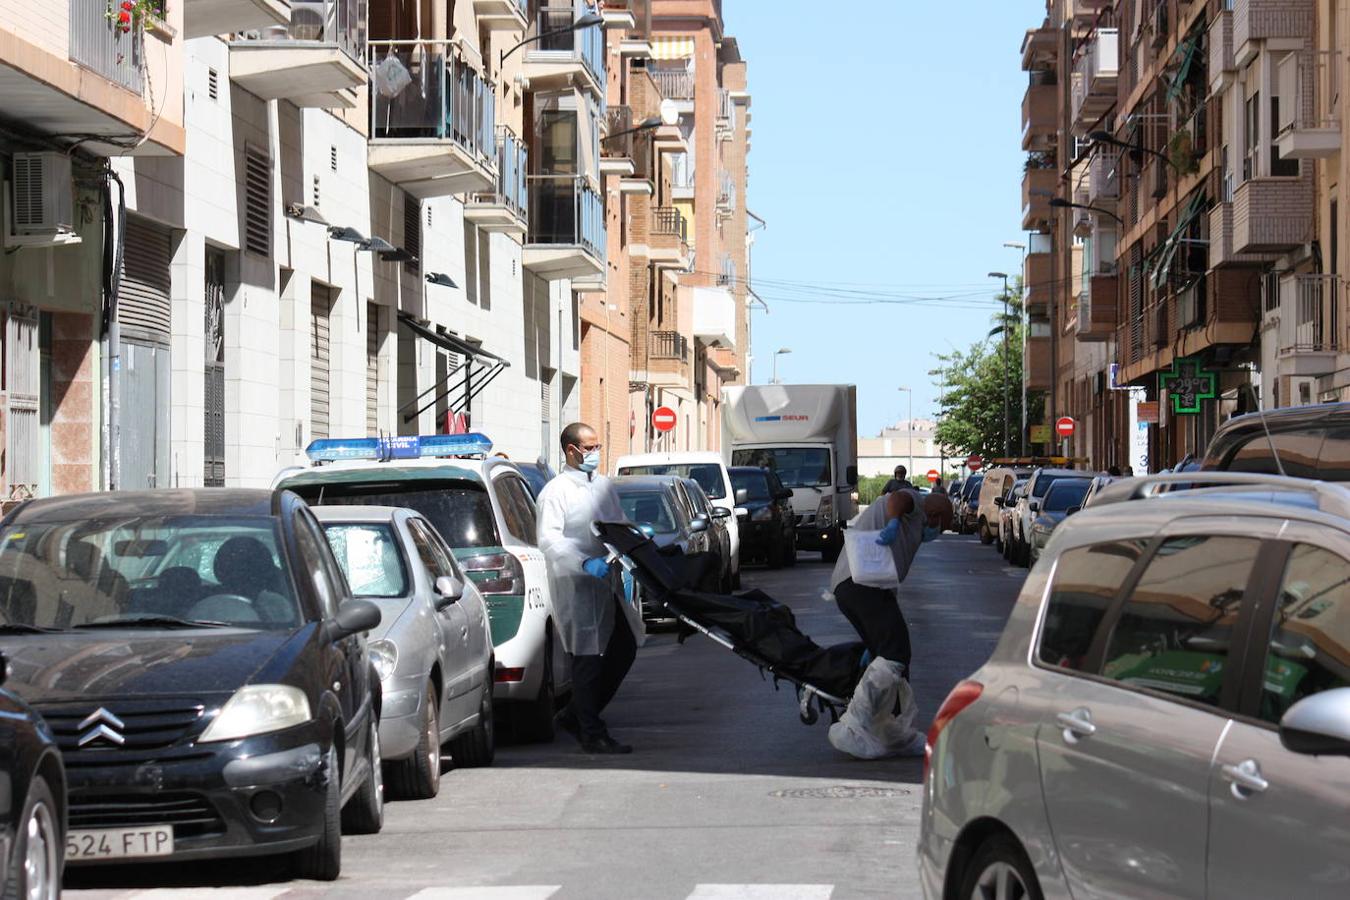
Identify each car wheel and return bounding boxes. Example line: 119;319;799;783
451;678;497;766
979;518;993;545
387;680;441;801
958;834;1043;900
784;533;798;567
342;717;384;835
766;538;784;569
292;746;341;881
2;774;60;900
515;632;557;743
822;545;841;564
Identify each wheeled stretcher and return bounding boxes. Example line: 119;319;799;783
592;521;866;724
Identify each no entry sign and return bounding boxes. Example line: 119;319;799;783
1056;416;1076;439
966;454;983;472
926;469;940;483
652;406;678;433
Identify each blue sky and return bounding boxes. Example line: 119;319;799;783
723;0;1047;438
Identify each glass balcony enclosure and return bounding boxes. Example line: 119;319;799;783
369;41;495;165
466;127;530;234
525;1;606;93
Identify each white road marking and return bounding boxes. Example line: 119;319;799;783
117;890;289;900
405;889;562;900
686;887;834;900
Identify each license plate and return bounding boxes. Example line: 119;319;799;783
66;826;174;861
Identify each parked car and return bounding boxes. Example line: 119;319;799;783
277;435;568;743
515;459;556;500
313;506;494;800
613;476;715;619
920;473;1350;900
729;466;797;568
1201;401;1350;480
0;489;384;879
0;653;65;898
681;478;735;591
997;480;1027;557
613;452;742;588
1025;477;1092;567
1008;468;1093;566
946;480;964;531
1080;473;1120;509
976;467;1031;545
952;476;983;535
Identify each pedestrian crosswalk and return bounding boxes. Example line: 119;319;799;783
67;884;836;899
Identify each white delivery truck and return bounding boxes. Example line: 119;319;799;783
721;384;859;562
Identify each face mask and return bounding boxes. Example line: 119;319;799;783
922;525;941;544
579;450;601;473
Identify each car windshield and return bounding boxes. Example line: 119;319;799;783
962;476;984;500
297;481;500;549
731;470;772;501
618;491;678;533
322;523;408;599
517;464;553;499
0;516;299;630
1043;480;1090;512
732;449;830;488
619;464;726;499
1033;473;1082;498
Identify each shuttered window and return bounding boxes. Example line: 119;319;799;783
119;217;172;337
311;286;333;441
366;301;380;436
4;311;40;492
540;371;554;461
203;249;226;487
244;144;271;257
403;194;420;274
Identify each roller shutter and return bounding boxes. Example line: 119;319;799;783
119;217;172;337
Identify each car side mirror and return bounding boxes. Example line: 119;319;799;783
993;497;1004;507
711;507;732;520
434;575;465;608
328;599;381;641
735;488;750;505
1279;687;1350;756
690;516;710;534
735;507;749;519
1029;500;1040;512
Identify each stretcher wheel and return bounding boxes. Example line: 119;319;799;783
798;691;819;725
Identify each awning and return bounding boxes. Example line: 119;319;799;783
1150;191;1208;291
651;36;695;59
1166;35;1200;103
397;313;510;426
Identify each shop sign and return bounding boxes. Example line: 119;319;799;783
1159;357;1217;415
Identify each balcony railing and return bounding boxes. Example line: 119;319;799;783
369;41;496;167
1070;27;1119;126
650;330;689;361
529;2;605;88
234;0;366;62
1281;274;1341;355
717;87;733;122
651;68;695;100
528;175;606;259
652;207;688;241
468;127;529;222
604;105;637;158
670;152;695;191
717;171;734;209
70;0;145;93
1277;50;1341;160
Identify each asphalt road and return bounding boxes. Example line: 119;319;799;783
65;534;1023;900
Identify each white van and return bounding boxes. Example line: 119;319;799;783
613;451;743;587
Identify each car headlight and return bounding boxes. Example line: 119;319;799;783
201;685;312;743
369;638;398;682
751;507;774;522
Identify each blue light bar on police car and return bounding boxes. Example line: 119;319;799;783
305;433;494;464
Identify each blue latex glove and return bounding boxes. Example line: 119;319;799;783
875;517;901;546
583;557;611;580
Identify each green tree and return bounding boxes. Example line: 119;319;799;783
932;281;1044;460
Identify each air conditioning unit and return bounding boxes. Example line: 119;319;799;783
11;152;75;236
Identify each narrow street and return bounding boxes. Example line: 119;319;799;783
65;536;1021;900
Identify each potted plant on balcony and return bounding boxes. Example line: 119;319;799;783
1167;129;1200;176
106;1;170;39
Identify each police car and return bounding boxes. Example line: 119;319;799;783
275;434;568;742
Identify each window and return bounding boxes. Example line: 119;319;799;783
493;476;534;544
1315;427;1350;482
1038;541;1148;671
1042;479;1090;512
310;484;501;549
618;491;678;533
618;463;727;499
1101;536;1261;706
499;477;539;544
731;448;831;488
1258;544;1350;723
1243;92;1259;181
294;510;343;618
323;524;408;599
731;470;771;501
1270;96;1299;177
406;519;456;579
1224;430;1324;479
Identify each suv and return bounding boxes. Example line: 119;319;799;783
276;435;568;743
920;473;1350;900
1009;468;1092;567
1202;402;1350;479
729;466;797;568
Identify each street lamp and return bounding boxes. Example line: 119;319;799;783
1089;129;1179;172
602;116;665;143
500;12;603;64
1049;196;1126;227
898;386;913;480
771;348;791;384
1005;242;1028;456
988;271;1011;458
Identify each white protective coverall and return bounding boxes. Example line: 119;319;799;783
536;466;643;656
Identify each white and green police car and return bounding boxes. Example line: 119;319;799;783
276;434;567;741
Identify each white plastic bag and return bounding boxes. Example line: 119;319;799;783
828;657;923;759
843;529;901;590
373;53;413;98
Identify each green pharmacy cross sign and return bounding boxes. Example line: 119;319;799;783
1160;357;1217;415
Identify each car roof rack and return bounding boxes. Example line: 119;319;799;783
1090;472;1350;518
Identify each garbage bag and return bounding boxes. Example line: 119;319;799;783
828;657;922;759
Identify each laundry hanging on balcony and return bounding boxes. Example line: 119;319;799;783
1149;191;1208;292
397;313;511;426
1165;34;1201;104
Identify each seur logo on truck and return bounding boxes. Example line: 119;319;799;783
753;415;810;422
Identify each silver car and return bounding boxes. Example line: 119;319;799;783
313;506;494;800
920;473;1350;900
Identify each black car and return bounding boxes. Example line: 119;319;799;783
957;474;985;534
729;467;796;568
0;654;65;898
0;489;383;880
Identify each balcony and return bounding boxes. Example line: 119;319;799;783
367;43;496;198
668;152;695;199
1231;174;1314;255
717;87;734;127
1087;146;1119;204
646;331;690;386
1025;333;1052;391
649;207;691;268
600;0;644;30
466;128;529;236
1276;274;1341;376
1070;28;1119;132
184;0;289;40
1022;164;1057;231
651;68;695;115
716;171;734;215
523;2;606;99
1077;274;1118;342
1022;76;1057;152
474;0;529;30
616;0;654;57
1024;244;1052;315
1234;0;1313;68
1276;51;1341;160
1021;26;1056;72
600;106;639;177
524;176;606;279
230;0;366;107
1209;199;1278;269
693;287;736;348
1210;10;1235;93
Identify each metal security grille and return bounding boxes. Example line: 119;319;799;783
540;373;553;460
366;302;380;436
310;286;333;441
119;218;172;337
244;145;271;256
5;311;40;493
403;194;421;273
203;249;226;487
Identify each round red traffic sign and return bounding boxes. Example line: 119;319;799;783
652;406;678;433
926;469;940;483
1056;416;1076;438
966;454;983;472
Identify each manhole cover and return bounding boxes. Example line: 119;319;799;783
770;785;910;800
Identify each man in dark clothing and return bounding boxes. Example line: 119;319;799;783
882;465;909;495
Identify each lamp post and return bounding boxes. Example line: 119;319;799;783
898;386;913;481
988;271;1011;458
771;347;791;384
1005;241;1028;456
1089;129;1180;172
500;11;603;64
1049;196;1126;227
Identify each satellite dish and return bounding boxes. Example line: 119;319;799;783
659;98;680;127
